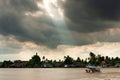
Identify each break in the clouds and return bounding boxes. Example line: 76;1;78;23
0;0;120;60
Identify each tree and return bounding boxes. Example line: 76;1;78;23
96;54;102;66
2;60;13;68
76;57;81;62
31;52;41;64
26;52;41;67
42;56;45;61
90;52;95;58
64;56;74;65
89;52;96;65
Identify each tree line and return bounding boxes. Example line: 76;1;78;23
0;52;120;68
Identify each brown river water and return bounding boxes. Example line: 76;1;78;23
0;68;120;80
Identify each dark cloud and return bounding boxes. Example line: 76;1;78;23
0;0;120;49
0;0;57;48
63;0;120;21
88;0;120;20
0;14;24;35
62;0;120;32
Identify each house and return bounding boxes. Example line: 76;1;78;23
10;61;27;68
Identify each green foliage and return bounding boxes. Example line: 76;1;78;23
76;57;81;62
89;52;96;65
32;53;41;64
1;52;120;68
64;56;74;65
2;60;13;68
26;53;41;68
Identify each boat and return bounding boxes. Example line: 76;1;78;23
85;65;101;73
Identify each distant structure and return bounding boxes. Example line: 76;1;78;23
36;52;38;55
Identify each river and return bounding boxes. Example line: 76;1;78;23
0;68;120;80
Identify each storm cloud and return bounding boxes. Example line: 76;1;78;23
88;0;120;20
0;0;120;48
62;0;120;32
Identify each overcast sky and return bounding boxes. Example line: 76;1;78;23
0;0;120;61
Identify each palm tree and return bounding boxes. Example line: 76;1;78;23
89;52;96;65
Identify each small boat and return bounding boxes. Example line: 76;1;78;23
86;65;101;73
